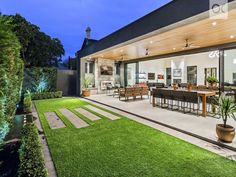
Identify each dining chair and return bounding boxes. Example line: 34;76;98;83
172;91;184;111
183;91;200;115
161;90;173;109
154;89;164;107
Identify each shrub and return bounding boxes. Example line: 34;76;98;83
18;124;48;177
54;91;63;98
0;16;24;143
23;92;32;113
31;91;62;100
23;67;57;93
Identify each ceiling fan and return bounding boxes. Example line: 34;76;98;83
182;39;200;49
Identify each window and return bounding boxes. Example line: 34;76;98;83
85;63;88;73
204;68;217;85
85;62;94;74
89;62;94;74
187;66;197;85
115;62;121;75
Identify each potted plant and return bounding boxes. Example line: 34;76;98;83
173;83;178;91
206;76;218;87
187;83;193;92
214;93;236;143
82;76;91;97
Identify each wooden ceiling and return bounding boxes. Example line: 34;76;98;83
87;8;236;61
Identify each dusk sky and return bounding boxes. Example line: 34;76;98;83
0;0;171;60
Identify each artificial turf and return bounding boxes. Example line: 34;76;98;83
35;98;236;177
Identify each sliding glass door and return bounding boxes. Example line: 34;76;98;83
124;62;139;86
224;49;236;87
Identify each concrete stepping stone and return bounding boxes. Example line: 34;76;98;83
44;112;66;129
75;108;101;121
85;105;121;120
59;108;89;129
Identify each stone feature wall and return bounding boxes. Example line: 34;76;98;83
95;58;116;92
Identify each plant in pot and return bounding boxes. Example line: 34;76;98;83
173;83;178;91
187;83;193;92
214;93;236;143
82;76;91;97
206;76;218;87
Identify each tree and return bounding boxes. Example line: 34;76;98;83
0;15;24;143
8;14;65;67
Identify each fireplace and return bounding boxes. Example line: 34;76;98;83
101;81;114;90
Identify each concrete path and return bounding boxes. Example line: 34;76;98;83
59;108;89;128
87;94;236;150
82;97;236;160
44;112;66;129
33;104;57;177
75;108;101;121
85;105;121;120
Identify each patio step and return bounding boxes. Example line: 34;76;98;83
44;112;66;129
75;108;101;121
59;108;89;129
85;105;121;120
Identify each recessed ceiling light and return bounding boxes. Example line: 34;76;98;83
173;48;176;50
120;49;123;53
230;35;235;39
212;21;217;26
150;41;153;44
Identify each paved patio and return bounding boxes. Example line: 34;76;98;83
86;94;236;150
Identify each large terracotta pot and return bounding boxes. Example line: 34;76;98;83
82;90;91;97
216;124;235;143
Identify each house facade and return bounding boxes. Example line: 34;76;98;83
76;0;236;95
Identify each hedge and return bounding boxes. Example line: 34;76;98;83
23;92;32;113
0;16;24;143
18;124;48;177
31;91;63;100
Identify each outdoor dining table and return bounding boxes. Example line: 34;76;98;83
231;88;236;102
152;88;216;117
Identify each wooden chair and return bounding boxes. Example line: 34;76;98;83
118;88;126;100
133;87;142;99
141;87;149;99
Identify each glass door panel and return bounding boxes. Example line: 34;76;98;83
187;66;197;85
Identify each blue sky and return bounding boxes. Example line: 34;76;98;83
0;0;171;60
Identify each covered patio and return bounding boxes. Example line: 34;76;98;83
86;93;236;151
78;1;236;102
77;0;236;152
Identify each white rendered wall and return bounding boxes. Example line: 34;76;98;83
139;51;219;85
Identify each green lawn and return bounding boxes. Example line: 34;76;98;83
35;98;236;177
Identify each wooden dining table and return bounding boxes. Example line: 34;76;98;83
231;88;236;102
152;88;216;117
